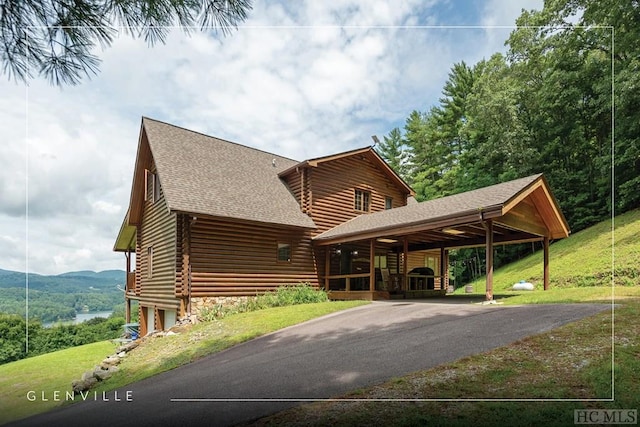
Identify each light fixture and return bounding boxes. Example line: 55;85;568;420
442;228;465;235
377;238;398;244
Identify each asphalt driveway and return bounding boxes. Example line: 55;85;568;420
12;300;609;427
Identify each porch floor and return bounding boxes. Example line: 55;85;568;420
328;289;447;301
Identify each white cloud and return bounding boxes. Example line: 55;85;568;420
0;0;543;275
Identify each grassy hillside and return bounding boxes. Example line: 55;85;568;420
0;340;115;424
459;208;639;299
0;301;367;425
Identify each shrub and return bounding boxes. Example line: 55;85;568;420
199;283;328;321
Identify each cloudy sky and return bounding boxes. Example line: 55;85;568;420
0;0;543;276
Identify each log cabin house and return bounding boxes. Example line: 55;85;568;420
114;117;570;335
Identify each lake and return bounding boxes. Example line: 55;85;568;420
44;310;113;328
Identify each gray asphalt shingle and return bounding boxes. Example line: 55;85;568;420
143;117;316;229
313;174;543;240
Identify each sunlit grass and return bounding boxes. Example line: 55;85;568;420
1;301;367;425
457;208;640;292
0;340;116;424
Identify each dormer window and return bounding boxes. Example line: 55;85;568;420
354;189;371;212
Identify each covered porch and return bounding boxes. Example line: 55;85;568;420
313;174;570;301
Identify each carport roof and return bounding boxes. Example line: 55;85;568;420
313;173;570;246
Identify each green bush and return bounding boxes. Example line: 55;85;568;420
200;283;328;321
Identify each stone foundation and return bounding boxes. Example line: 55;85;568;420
190;296;252;319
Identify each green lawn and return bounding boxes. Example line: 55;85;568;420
457;208;640;297
0;340;116;424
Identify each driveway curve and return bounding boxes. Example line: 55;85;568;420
11;301;609;427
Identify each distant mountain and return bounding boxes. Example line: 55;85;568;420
57;270;125;281
0;269;126;290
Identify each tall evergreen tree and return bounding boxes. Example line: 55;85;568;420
375;127;410;181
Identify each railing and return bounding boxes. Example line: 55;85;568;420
323;273;371;291
126;271;136;294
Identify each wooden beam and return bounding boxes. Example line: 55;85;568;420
496;212;548;237
440;247;445;290
125;297;131;324
444;249;449;291
369;239;376;292
502;179;543;214
543;236;550;291
403;237;408;291
314;209;500;246
324;247;330;291
485;219;494;301
407;232;542;251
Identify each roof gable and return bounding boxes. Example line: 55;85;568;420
128;118;316;229
279;146;414;197
313;174;570;244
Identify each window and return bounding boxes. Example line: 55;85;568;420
277;243;291;262
147;246;153;278
145;169;160;203
385;197;393;210
354;189;371;212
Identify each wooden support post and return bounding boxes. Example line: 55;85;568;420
543;236;550;291
485;219;494;301
403;238;409;291
444;249;450;291
125;251;131;323
369;239;376;292
125;298;131;324
439;247;446;290
324;247;331;291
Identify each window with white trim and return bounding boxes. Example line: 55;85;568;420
354;189;371;212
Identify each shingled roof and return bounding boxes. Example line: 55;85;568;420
313;173;569;243
141;117;316;229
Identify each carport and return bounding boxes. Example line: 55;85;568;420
313;174;570;301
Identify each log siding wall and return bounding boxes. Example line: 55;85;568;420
136;163;179;311
306;156;408;235
189;217;318;297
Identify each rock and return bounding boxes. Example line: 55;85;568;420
72;376;97;394
81;370;95;382
117;351;127;358
102;356;120;366
94;366;118;381
116;341;139;353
